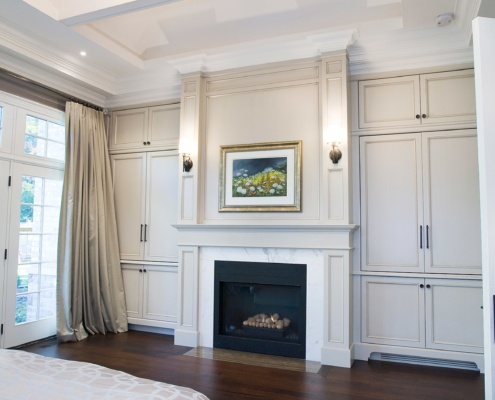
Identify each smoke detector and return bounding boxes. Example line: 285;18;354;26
436;13;454;27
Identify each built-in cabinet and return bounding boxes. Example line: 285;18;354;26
361;276;483;354
356;68;483;369
121;264;178;328
109;104;180;151
358;69;476;130
360;130;481;275
111;151;179;263
110;104;180;329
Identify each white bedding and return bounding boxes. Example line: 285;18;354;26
0;349;209;399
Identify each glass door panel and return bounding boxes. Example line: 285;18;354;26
4;164;63;348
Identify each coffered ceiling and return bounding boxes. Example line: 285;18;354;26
0;0;493;107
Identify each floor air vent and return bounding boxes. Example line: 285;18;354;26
369;352;479;371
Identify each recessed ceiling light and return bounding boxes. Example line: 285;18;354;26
80;51;87;57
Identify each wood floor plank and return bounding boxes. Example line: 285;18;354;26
17;331;484;400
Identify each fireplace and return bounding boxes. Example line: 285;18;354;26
213;260;307;359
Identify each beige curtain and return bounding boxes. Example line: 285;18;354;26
57;102;128;342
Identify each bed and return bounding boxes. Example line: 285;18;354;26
0;349;209;399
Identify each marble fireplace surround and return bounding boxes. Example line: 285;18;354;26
175;224;357;367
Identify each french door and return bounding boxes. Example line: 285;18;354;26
4;163;63;348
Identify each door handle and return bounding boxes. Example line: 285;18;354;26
420;225;423;249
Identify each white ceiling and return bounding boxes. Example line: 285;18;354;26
0;0;493;107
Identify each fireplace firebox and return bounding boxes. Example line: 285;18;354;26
213;260;307;359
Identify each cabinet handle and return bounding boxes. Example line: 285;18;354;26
144;224;148;242
143;141;147;145
426;225;430;249
143;269;147;273
422;114;427;118
420;225;423;249
139;269;143;273
147;141;150;145
416;114;421;119
420;284;424;288
140;224;143;242
426;284;431;289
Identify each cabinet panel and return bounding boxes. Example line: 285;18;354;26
112;154;146;260
143;266;178;323
148;105;180;147
110;108;148;150
145;152;179;262
423;131;481;274
122;265;142;318
360;134;423;272
362;276;425;347
359;75;421;129
420;70;476;125
425;279;483;353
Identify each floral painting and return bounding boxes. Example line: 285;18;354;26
219;141;301;212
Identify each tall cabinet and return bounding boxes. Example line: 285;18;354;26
110;104;180;330
354;69;484;369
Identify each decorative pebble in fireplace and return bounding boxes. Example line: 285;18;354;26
213;260;307;359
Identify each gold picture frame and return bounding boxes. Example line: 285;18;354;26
219;140;302;212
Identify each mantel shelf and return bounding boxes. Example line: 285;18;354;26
174;223;358;250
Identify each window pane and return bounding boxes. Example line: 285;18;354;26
18;234;41;263
26;115;47;137
16;293;39;324
42;207;60;233
46;140;65;161
40;263;56;290
41;234;57;262
48;121;64;142
40;290;55;320
17;264;39;294
24;135;47;157
44;179;63;206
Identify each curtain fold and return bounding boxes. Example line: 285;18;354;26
57;102;128;342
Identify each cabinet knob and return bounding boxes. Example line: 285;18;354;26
422;114;427;118
139;269;143;273
426;284;431;289
143;141;147;145
147;141;150;145
416;114;421;119
420;284;424;288
143;269;147;273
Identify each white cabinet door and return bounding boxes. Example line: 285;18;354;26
122;264;143;318
112;153;146;260
360;134;423;272
423;130;481;274
148;105;180;148
361;276;425;348
358;75;421;129
142;265;178;323
109;108;148;151
145;152;179;262
420;70;476;126
425;279;483;353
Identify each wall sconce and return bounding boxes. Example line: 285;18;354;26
329;142;342;164
182;153;193;172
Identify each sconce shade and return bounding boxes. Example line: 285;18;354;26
183;154;193;172
329;145;342;164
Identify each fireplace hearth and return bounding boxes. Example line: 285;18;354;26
213;260;307;359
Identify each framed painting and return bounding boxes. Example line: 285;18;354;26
219;140;302;212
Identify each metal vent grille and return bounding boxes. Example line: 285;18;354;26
369;352;479;371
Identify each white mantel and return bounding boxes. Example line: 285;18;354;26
174;224;357;367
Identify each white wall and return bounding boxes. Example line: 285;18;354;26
473;16;495;399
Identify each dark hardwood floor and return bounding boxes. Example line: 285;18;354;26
18;330;484;400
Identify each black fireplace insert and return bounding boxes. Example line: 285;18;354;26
213;260;307;359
